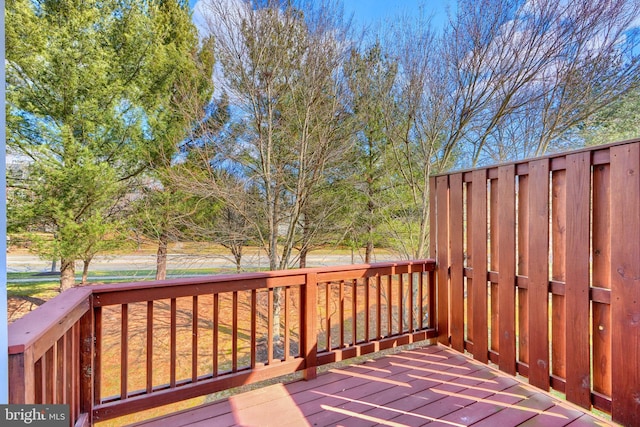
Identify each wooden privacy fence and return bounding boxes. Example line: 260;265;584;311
8;260;436;425
430;139;640;426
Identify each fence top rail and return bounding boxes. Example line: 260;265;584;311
8;286;92;356
430;137;640;178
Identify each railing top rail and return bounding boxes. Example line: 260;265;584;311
91;259;436;295
8;287;92;357
430;137;640;177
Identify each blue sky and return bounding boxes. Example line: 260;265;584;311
189;0;452;29
342;0;450;28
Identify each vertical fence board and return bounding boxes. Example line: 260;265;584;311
79;308;93;420
430;177;437;259
213;294;219;376
528;159;550;390
472;169;488;363
450;173;465;352
490;178;499;358
517;175;530;369
436;176;450;345
565;152;591;409
498;165;516;375
592;163;612;398
551;170;566;383
466;180;474;346
610;143;640;425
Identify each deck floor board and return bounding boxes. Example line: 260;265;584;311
130;345;614;427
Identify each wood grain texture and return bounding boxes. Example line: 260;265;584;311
471;169;488;363
449;173;465;352
436;175;450;345
527;159;550;390
610;142;640;425
564;152;591;409
498;165;516;375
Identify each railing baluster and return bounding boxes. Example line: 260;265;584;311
121;303;128;399
339;281;344;348
146;301;153;394
232;292;238;372
364;277;370;342
387;275;392;336
213;294;219;377
326;283;331;350
376;275;382;339
284;286;290;360
398;273;404;334
94;306;102;406
44;347;54;403
419;271;424;330
170;298;177;388
34;358;43;404
56;336;64;404
352;279;357;344
251;290;257;368
192;295;198;383
268;288;274;365
409;272;414;332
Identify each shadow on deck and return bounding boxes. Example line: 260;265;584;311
132;346;613;427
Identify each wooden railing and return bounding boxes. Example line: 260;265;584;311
8;260;436;425
430;138;640;426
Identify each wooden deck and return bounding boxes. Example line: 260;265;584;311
131;345;613;427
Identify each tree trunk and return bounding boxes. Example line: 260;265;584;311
234;250;242;273
156;232;168;280
60;258;75;292
81;259;91;285
50;259;57;272
299;246;308;268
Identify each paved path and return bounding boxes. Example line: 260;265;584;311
7;252;398;274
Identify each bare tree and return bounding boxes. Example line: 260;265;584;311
198;0;354;270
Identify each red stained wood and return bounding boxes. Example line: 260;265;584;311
192;296;198;382
471;169;488;363
527;159;550;390
592;163;612;397
610;142;640;425
79;308;94;421
232;292;238;371
302;272;318;380
490;178;499;356
430;177;437;258
565;152;592;409
467;180;474;346
146;301;153;394
213;294;219;377
436;175;450;345
121;303;129;399
132;346;608;427
450;173;465;352
498;165;516;376
251;290;257;369
551;169;567;382
285;286;291;360
517;175;529;367
170;299;177;388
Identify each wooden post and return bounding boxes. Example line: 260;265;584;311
302;272;318;380
8;349;35;404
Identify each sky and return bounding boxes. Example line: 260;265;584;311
190;0;452;30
